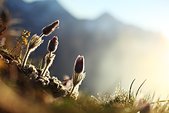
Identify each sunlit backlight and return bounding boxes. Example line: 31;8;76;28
161;27;169;40
95;33;169;100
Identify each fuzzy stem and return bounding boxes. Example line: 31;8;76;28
39;33;44;38
22;48;30;67
41;63;49;77
69;85;75;96
41;52;54;77
49;52;52;56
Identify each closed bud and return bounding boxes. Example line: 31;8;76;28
47;36;58;53
74;55;85;73
22;34;44;67
72;55;85;87
69;55;85;98
42;20;59;36
28;34;44;52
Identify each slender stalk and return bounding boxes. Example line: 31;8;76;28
21;48;30;67
49;51;52;57
39;33;44;38
69;85;75;96
129;79;135;100
135;79;146;98
40;52;52;77
41;63;49;77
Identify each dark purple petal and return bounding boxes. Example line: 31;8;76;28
48;36;58;53
74;55;85;73
42;20;59;36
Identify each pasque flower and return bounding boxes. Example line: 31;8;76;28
72;55;85;86
69;55;85;98
47;36;58;53
22;34;43;67
41;37;59;77
28;34;43;52
74;55;85;73
42;20;59;36
21;20;59;67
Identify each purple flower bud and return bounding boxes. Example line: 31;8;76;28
70;55;85;97
74;55;85;73
47;36;58;53
42;20;59;36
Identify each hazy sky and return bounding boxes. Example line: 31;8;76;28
23;0;169;38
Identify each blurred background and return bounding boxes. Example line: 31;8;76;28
1;0;169;98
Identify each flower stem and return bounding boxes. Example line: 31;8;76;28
22;48;30;67
40;53;52;77
39;33;44;38
69;85;75;96
41;63;49;77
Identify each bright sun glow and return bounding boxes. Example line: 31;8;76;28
156;23;169;39
162;29;169;39
96;33;169;99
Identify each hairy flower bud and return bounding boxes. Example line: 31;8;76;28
22;34;43;67
69;55;85;99
47;36;58;53
28;34;44;52
42;20;59;36
72;55;85;87
74;55;85;73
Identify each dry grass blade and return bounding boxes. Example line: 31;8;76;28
135;79;146;98
129;78;135;100
150;99;169;104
